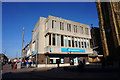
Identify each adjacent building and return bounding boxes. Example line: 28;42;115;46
96;1;120;60
89;24;103;62
31;15;93;65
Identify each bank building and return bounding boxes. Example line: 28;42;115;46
30;15;93;66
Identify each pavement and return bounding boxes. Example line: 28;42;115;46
1;63;120;80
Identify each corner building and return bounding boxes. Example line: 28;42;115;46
32;15;93;65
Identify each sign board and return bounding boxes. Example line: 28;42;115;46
32;50;37;55
61;48;85;52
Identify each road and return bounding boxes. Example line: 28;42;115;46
2;63;120;80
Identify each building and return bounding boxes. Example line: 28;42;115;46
89;24;103;62
0;53;8;65
22;40;32;61
31;15;93;65
96;1;120;60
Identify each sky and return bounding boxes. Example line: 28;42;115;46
2;2;99;59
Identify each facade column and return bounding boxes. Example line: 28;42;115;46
51;33;52;46
55;34;57;46
70;36;72;48
77;37;79;48
60;34;61;47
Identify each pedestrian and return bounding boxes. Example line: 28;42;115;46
77;61;84;72
11;62;14;69
26;60;29;68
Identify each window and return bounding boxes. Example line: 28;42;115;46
64;36;67;47
74;25;77;33
87;39;89;48
61;35;64;46
53;34;55;46
68;36;71;47
80;27;83;34
72;37;74;47
75;38;77;47
52;20;56;29
84;39;86;48
60;22;64;30
78;38;81;48
67;24;71;32
49;33;51;45
81;38;84;48
85;28;89;35
57;35;60;46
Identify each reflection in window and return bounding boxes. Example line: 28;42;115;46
81;38;84;48
53;34;55;46
52;20;56;29
67;24;71;32
57;35;60;46
72;37;74;47
68;36;71;47
80;27;83;34
84;39;86;48
85;28;89;35
60;22;64;30
87;39;89;48
64;36;67;47
75;38;77;47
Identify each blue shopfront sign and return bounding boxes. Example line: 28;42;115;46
61;48;85;52
32;50;37;55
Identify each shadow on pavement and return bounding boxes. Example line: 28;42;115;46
2;64;120;80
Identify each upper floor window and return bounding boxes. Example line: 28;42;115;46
74;25;77;33
67;24;71;32
87;39;89;48
85;28;89;35
75;38;78;47
84;39;86;48
68;36;71;47
57;35;60;46
61;35;64;46
64;36;67;47
60;22;64;30
52;34;55;46
52;20;56;29
81;38;84;48
80;26;83;34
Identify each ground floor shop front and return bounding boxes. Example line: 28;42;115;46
30;54;89;65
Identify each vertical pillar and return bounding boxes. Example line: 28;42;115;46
51;33;52;46
55;34;57;46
